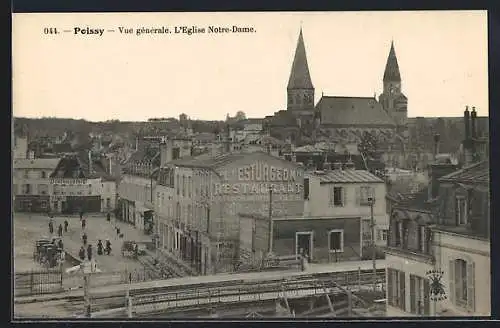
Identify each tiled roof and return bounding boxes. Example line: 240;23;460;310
255;135;284;146
52;143;73;153
439;160;489;184
317;96;396;126
311;169;384;184
13;158;60;170
287;28;314;90
170;152;251;169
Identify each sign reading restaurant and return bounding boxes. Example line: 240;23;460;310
214;161;303;196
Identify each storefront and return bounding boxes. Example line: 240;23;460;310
272;217;362;263
15;195;50;213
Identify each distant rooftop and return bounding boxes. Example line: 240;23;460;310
309;169;384;184
13;158;60;170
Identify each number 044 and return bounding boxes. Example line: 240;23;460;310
43;28;58;34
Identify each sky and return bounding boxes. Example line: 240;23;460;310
12;11;488;122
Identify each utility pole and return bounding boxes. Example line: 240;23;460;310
368;196;377;292
268;188;273;254
80;262;92;318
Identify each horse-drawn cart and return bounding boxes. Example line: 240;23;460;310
121;240;147;258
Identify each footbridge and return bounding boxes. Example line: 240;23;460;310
83;266;385;318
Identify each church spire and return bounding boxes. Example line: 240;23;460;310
287;28;314;90
383;41;401;82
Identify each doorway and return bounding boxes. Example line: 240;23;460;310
295;231;313;260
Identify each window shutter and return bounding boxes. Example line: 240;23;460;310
424;278;430;315
410;275;416;314
399;271;406;310
387;269;394;306
356;187;361;205
343;187;347;206
449;259;455;305
467;261;475;312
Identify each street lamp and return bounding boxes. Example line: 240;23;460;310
367;196;377;292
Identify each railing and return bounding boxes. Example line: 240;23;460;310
15;269;64;297
89;269;385;317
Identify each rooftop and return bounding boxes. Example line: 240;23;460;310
317;96;396;126
310;169;384;184
439;160;489;185
13;158;60;170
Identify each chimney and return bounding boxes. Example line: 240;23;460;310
433;134;440;161
464;106;470;140
88;151;92;174
332;161;343;170
344;159;355;170
471;107;477;139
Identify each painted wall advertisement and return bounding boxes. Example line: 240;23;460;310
214;161;304;201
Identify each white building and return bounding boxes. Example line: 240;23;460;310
13;158;60;212
385;161;490;317
298;162;388;262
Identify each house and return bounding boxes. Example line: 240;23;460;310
49;151;117;214
13;158;60;212
433;161;490;316
385;107;490;317
157;151;305;274
298;162;388;261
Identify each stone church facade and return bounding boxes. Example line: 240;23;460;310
266;28;410;168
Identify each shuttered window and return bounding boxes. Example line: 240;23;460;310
303;178;310;200
387;268;406;311
450;258;476;313
410;274;430;315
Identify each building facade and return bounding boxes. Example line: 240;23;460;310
156;151;305;275
13;158;59;212
385;108;490;317
49;152;117;214
295;163;389;262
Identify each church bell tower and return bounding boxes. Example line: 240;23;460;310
379;41;408;128
287;28;315;114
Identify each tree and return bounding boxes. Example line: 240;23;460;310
358;131;380;160
235;111;246;121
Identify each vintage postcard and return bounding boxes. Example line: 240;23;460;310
12;11;490;319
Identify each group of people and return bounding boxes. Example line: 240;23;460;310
46;211;120;264
48;219;69;237
78;240;112;261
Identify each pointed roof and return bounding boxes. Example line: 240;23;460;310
383;41;401;82
287;28;314;89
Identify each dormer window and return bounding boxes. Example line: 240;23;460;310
456;196;468;226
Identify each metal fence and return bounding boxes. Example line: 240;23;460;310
14;269;64;297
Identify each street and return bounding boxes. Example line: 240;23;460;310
14;213;151;273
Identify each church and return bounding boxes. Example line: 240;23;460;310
266;28;409;168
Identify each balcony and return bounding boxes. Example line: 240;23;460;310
385;241;434;264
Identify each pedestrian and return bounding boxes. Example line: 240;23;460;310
82;218;86;230
117;227;121;236
97;240;103;255
48;220;54;234
58;239;64;250
82;232;88;245
79;210;83;221
78;246;86;261
64;220;69;232
105;239;112;255
107;212;111;222
58;224;63;237
87;244;93;261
